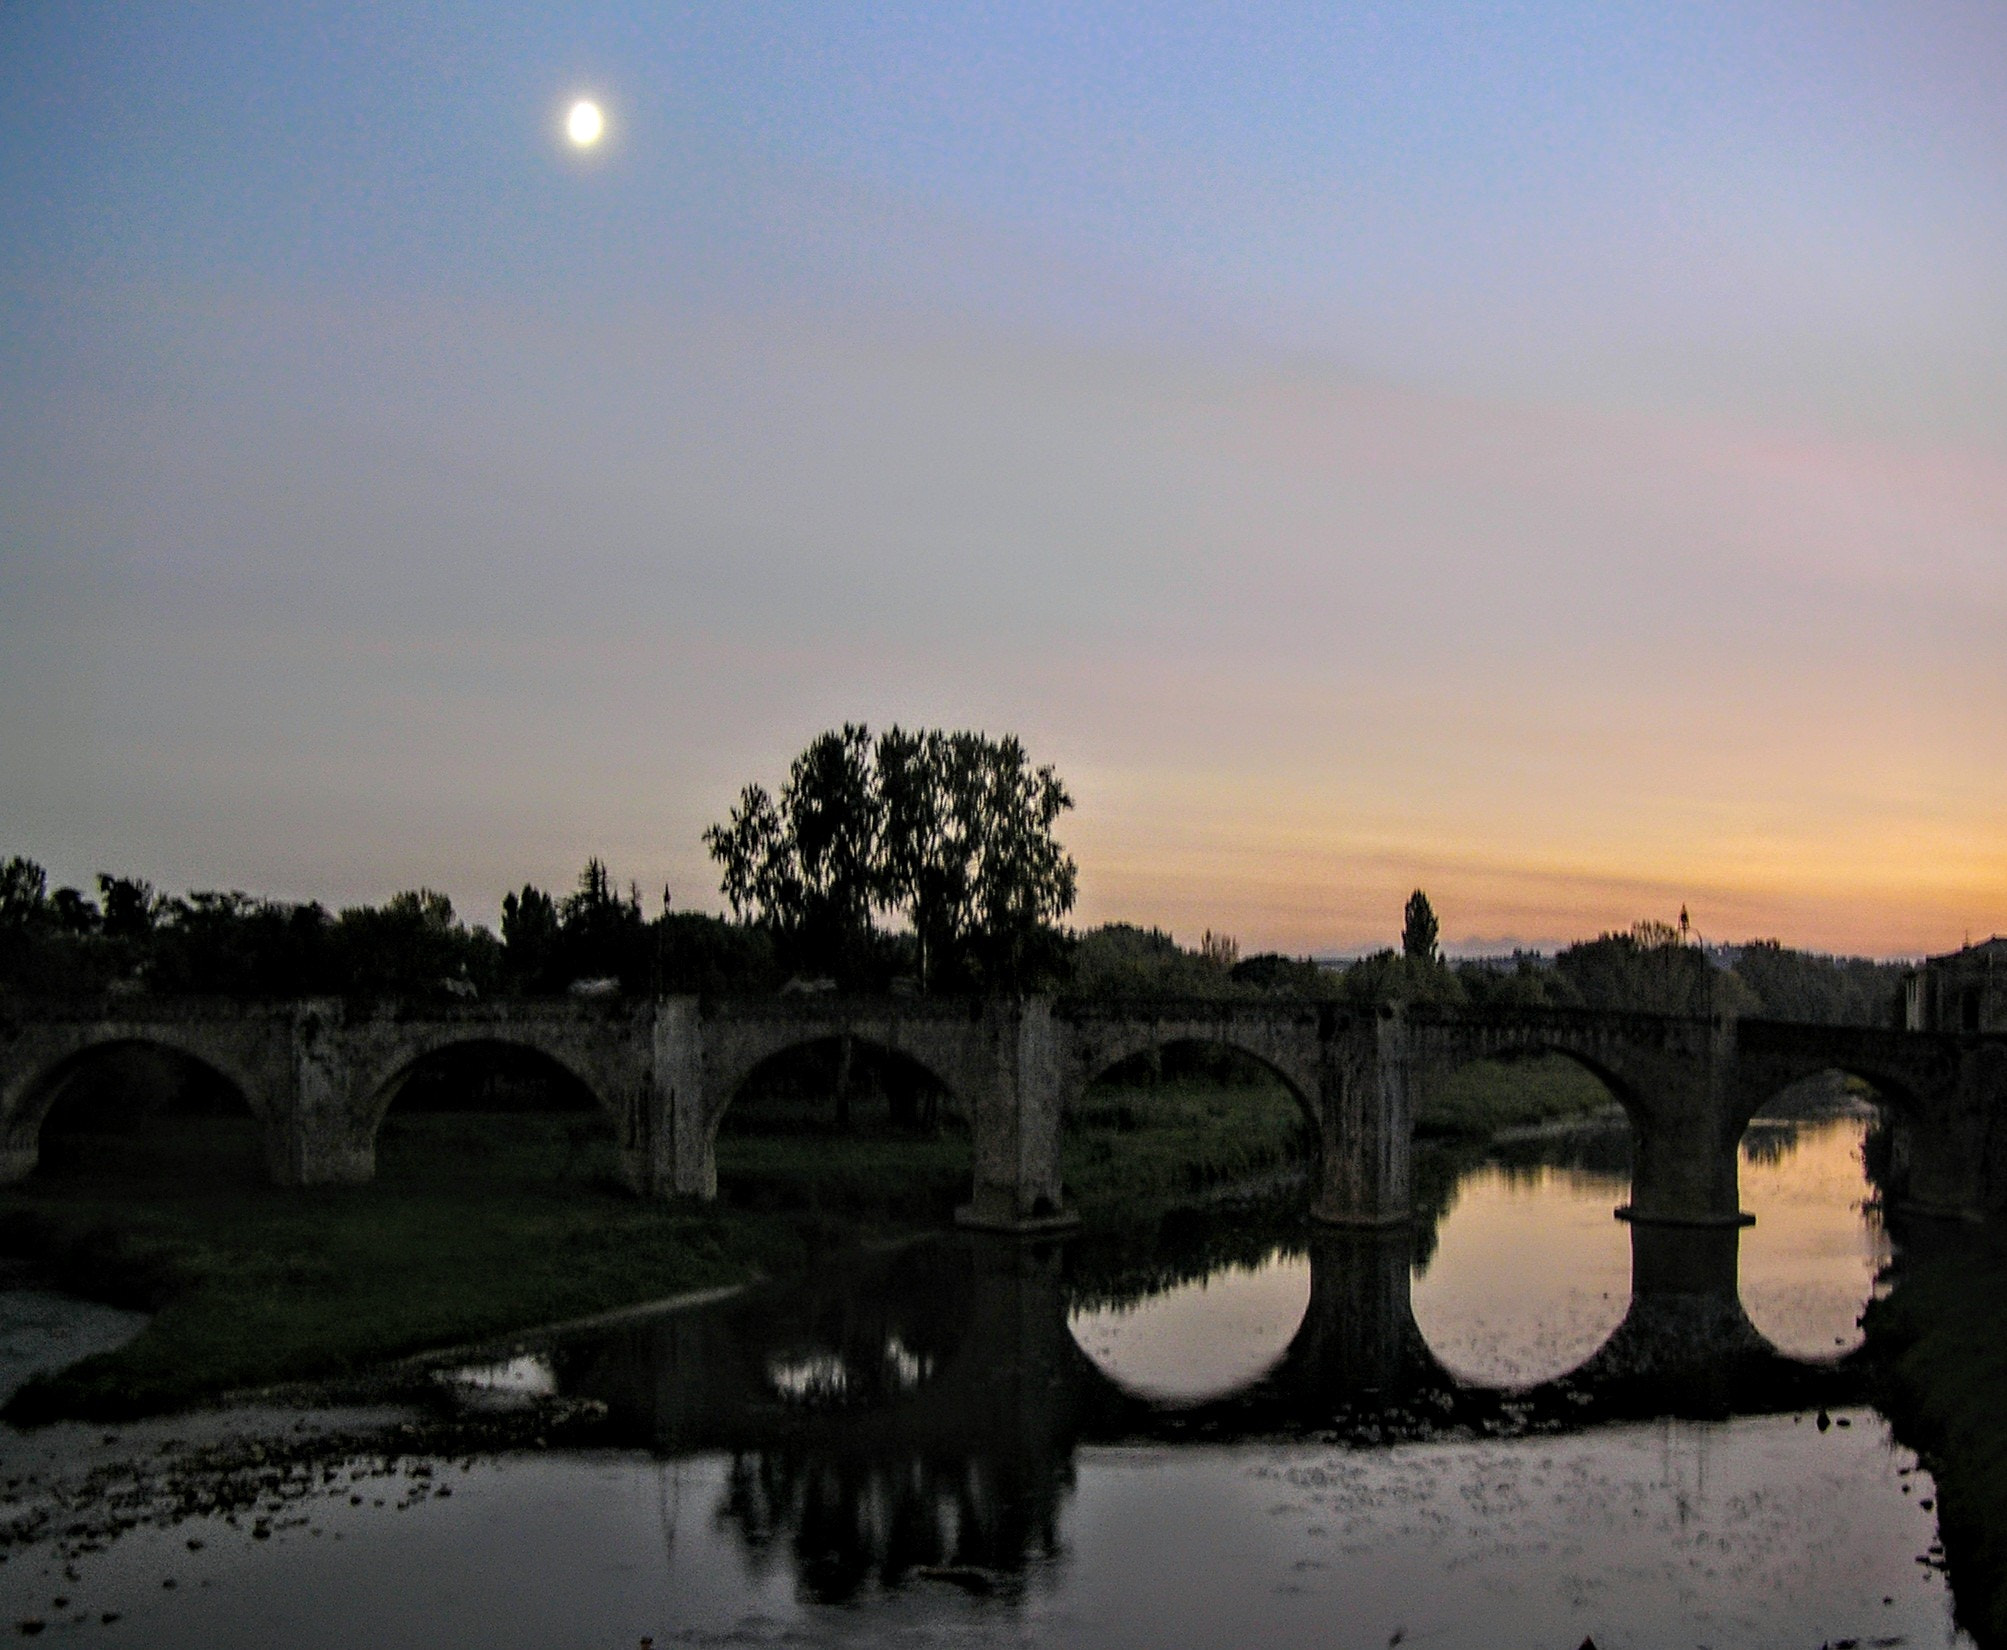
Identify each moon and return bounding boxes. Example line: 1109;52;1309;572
566;99;605;148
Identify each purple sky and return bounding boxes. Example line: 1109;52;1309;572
3;3;2003;954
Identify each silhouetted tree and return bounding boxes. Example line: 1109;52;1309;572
1339;947;1467;1007
1230;952;1334;995
558;859;651;985
1729;939;1905;1026
499;866;654;993
48;886;99;934
706;724;1076;990
654;910;780;995
1555;920;1715;1015
0;857;48;926
331;889;487;998
1401;889;1440;965
707;725;882;982
501;884;561;984
97;874;157;939
875;727;1076;990
146;892;337;997
1454;955;1564;1008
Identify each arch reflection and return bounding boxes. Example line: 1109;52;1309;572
464;1209;1870;1605
1066;1251;1310;1403
1736;1075;1891;1361
1410;1119;1634;1388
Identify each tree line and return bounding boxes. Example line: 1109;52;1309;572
0;854;777;1001
1069;895;1907;1026
0;726;1910;1023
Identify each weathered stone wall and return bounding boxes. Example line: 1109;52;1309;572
0;998;302;1184
1;994;2002;1229
1908;941;2007;1035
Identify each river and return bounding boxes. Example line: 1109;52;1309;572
0;1104;1967;1648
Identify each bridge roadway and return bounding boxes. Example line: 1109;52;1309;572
2;993;2004;1227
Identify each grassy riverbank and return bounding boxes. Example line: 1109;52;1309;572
1;1117;811;1421
0;1076;1311;1419
1415;1053;1617;1138
2;1059;1607;1421
1866;1233;2007;1647
1064;1074;1309;1214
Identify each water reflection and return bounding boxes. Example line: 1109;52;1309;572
14;1412;1960;1650
8;1115;1968;1650
718;1437;1062;1603
419;1207;1887;1624
765;1334;934;1406
438;1351;560;1413
1067;1250;1309;1402
1410;1158;1632;1387
1739;1111;1890;1359
363;1112;1909;1623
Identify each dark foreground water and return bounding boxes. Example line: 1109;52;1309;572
0;1110;1969;1649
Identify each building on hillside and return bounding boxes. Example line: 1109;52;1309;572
1905;937;2007;1033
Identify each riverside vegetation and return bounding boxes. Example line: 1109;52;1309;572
0;725;1915;1427
0;879;1907;1429
1866;1231;2007;1645
0;1041;1637;1422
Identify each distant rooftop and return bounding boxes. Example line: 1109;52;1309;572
1929;936;2007;965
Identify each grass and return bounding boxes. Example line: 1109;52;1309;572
1063;1075;1310;1218
1415;1054;1617;1139
717;1133;974;1222
2;1115;809;1421
1864;1233;2007;1646
2;1059;1610;1422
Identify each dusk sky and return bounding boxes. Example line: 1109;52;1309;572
3;3;2003;957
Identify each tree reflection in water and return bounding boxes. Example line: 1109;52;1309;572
495;1118;1900;1608
719;1438;1066;1603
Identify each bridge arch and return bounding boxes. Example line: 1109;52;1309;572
1734;1058;1920;1137
1059;1031;1322;1228
1413;1031;1645;1133
3;1034;275;1184
375;1037;619;1178
326;1021;646;1191
703;1026;977;1219
1064;1033;1320;1135
2;1028;273;1136
358;1034;618;1139
703;1027;972;1146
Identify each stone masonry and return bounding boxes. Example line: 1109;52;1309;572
1;994;2002;1229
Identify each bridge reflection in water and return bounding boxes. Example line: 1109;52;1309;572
466;1204;1872;1603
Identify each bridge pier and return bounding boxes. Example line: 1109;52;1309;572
956;1000;1076;1233
1310;1006;1414;1227
1619;1108;1750;1227
1570;1221;1774;1415
1279;1226;1426;1395
275;1002;375;1186
1886;1041;2007;1222
645;995;709;1200
1612;1020;1752;1228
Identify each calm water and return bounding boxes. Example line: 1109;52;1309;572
0;1110;1969;1648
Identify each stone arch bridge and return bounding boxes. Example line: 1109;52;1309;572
2;994;2003;1228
